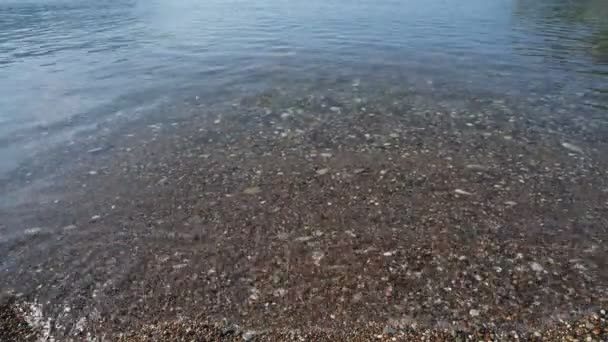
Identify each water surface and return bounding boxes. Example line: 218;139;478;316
1;0;607;175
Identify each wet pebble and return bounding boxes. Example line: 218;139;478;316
465;164;488;171
454;189;473;196
87;146;109;154
382;325;396;335
530;261;544;272
243;187;261;195
294;236;313;242
562;142;584;154
242;330;257;341
312;251;324;266
273;288;287;298
24;227;42;235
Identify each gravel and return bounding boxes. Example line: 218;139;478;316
1;85;608;340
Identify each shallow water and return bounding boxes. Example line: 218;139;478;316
3;1;608;338
1;0;607;175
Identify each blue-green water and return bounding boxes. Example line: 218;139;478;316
1;0;607;174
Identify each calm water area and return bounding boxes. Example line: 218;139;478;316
1;0;607;176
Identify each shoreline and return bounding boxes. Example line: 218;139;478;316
2;299;606;341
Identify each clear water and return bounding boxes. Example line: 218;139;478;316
1;0;607;174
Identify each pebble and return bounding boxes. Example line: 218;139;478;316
469;309;480;317
87;147;106;154
562;142;584;154
329;106;341;113
62;225;77;231
320;153;332;158
382;325;396;335
243;187;261;195
273;288;287;297
242;330;257;341
90;215;101;222
24;227;42;235
504;201;517;206
454;189;473;196
530;261;544;272
248;289;260;302
294;236;313;242
465;164;488;171
312;251;324;266
344;230;357;238
316;168;330;176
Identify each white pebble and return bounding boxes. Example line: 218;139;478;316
24;227;42;235
273;288;287;297
312;251;324;266
530;261;544;272
561;142;584;154
243;186;261;195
